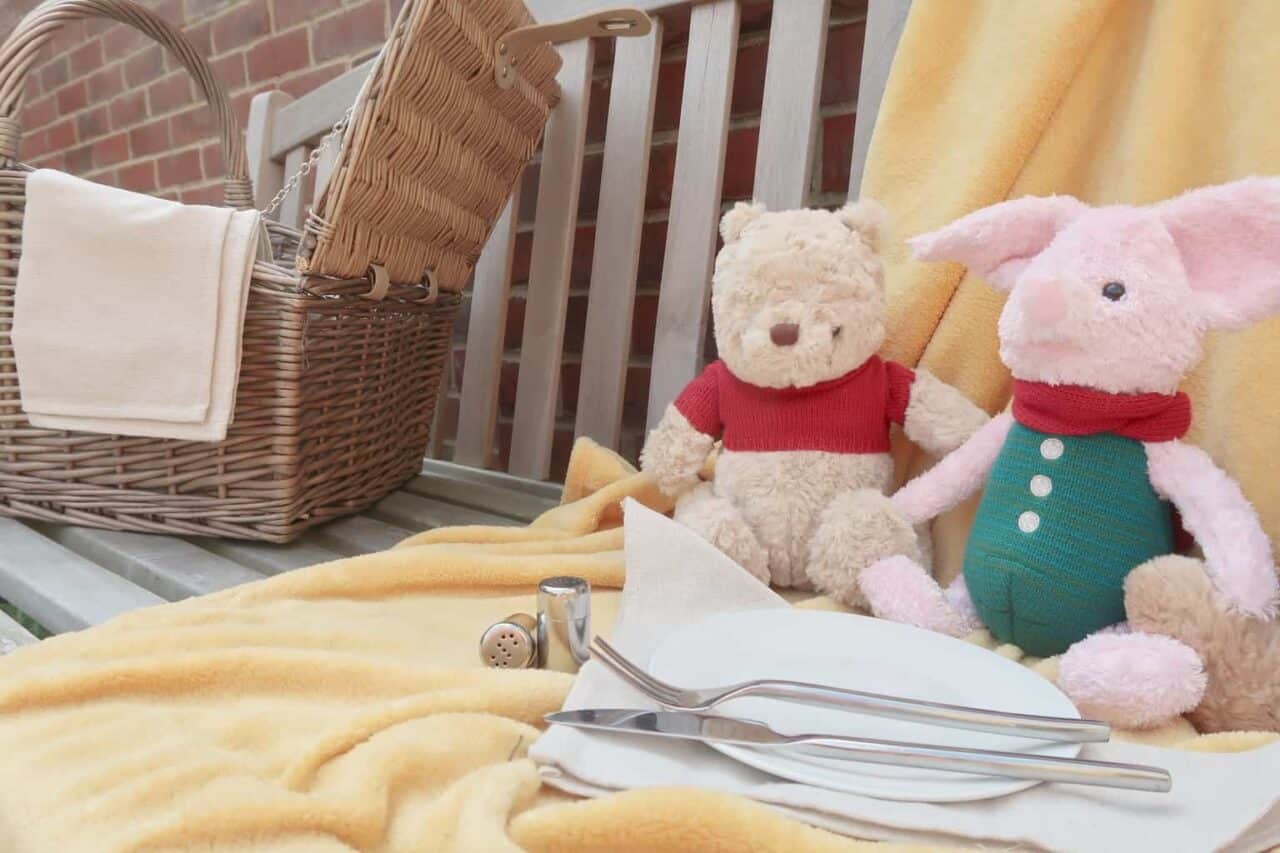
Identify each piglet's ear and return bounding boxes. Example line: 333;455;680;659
908;195;1086;291
1157;177;1280;330
835;198;889;253
720;201;766;243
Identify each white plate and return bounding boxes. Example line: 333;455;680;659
647;609;1083;802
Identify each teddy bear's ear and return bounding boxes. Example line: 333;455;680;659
835;198;889;252
720;201;767;243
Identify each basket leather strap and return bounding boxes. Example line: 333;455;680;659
494;8;652;89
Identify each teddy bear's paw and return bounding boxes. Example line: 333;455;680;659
640;405;715;498
806;489;922;609
1058;630;1206;729
859;557;979;636
1126;555;1280;733
673;484;770;585
1125;555;1222;641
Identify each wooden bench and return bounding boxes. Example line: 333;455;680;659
0;0;911;650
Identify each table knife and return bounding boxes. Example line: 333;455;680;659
546;708;1171;793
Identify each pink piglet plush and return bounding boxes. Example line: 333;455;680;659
858;178;1280;732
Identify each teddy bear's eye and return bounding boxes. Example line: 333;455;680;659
832;326;843;339
1101;281;1126;301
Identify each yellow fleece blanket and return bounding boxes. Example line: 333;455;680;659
0;441;1273;851
4;2;1280;850
868;0;1280;581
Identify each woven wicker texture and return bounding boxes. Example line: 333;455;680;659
0;0;554;541
300;0;562;289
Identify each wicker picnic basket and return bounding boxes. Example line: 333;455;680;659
0;0;561;541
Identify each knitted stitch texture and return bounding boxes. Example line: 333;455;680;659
673;357;915;454
1011;380;1191;440
964;424;1175;656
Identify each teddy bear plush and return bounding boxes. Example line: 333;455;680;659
640;200;988;601
857;178;1280;732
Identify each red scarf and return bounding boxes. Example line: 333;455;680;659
1011;380;1191;442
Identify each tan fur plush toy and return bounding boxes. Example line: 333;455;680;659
640;201;987;602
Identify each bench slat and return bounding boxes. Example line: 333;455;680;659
575;22;664;449
246;90;294;210
0;519;162;634
371;492;514;532
646;0;741;429
315;137;340;201
405;473;555;523
277;145;310;229
190;538;345;575
753;0;830;208
304;516;414;556
454;192;521;469
419;461;563;502
849;0;913;197
269;61;372;160
37;526;265;602
509;38;596;479
0;609;37;655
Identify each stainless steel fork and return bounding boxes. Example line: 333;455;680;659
590;636;1111;743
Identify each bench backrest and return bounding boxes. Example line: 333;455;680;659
245;0;912;482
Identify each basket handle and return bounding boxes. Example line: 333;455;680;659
0;0;253;208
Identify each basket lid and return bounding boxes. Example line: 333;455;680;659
297;0;562;290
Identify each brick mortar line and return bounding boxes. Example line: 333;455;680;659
24;65;334;138
527;98;856;169
643;10;867;70
86;141;213;174
27;5;860;126
23;12;860;129
24;13;381;131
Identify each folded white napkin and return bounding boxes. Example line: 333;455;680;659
532;501;1280;853
13;170;262;442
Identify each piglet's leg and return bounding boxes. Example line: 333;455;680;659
1058;626;1206;730
860;556;982;637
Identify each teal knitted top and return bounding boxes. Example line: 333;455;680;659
963;423;1174;657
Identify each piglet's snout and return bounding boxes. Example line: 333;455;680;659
1020;277;1070;328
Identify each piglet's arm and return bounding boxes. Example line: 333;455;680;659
1145;440;1279;618
893;412;1014;526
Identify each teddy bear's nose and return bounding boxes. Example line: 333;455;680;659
770;323;800;346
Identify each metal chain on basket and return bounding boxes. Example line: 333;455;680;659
260;106;354;217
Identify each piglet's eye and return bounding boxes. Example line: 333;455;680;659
1101;281;1126;301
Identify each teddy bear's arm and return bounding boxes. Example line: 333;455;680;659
1144;440;1279;618
640;405;716;498
892;412;1014;525
901;370;990;457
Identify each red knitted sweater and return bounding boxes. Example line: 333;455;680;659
673;357;916;453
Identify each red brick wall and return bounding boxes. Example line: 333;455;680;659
1;0;402;202
436;2;868;478
1;0;866;482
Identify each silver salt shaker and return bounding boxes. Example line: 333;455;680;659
479;613;539;669
537;576;591;673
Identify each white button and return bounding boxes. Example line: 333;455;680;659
1018;511;1041;533
1040;438;1065;460
1030;474;1053;497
